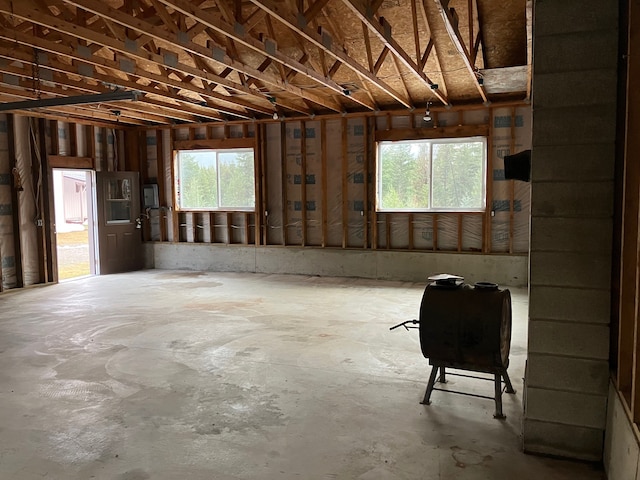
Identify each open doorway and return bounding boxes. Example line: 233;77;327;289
52;169;97;281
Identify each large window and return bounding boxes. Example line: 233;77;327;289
377;137;486;212
175;148;255;210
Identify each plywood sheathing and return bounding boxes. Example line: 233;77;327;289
476;0;526;68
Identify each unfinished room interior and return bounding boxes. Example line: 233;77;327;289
0;0;635;478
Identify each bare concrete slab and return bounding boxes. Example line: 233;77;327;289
0;271;603;479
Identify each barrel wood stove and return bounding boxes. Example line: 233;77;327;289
392;275;516;419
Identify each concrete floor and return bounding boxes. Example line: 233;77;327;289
0;270;604;479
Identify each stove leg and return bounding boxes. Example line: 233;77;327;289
438;366;447;383
493;373;506;419
421;365;440;405
503;370;516;394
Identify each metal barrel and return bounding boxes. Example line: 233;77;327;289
418;283;512;370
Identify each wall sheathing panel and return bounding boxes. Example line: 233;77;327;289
14;117;39;285
0;114;16;289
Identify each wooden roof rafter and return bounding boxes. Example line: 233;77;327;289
0;0;283;117
63;0;334;114
0;27;254;120
156;0;377;111
417;0;448;99
0;46;224;122
434;0;488;103
340;0;449;106
247;0;409;108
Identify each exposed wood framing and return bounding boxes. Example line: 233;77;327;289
341;117;348;248
375;124;488;141
321;119;328;247
434;0;487;103
341;0;448;105
484;108;494;252
156;129;167;242
258;124;267;246
619;0;640;405
173;138;255;150
6;115;24;288
281;122;287;245
169;129;179;242
300;120;307;246
509;107;516;253
48;155;93;169
248;0;408;108
37;118;55;283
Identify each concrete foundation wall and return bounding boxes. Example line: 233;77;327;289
524;0;618;460
604;381;640;479
145;242;528;286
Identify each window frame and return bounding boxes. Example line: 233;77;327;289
174;147;256;212
375;135;487;213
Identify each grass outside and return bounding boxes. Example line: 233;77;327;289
57;227;91;280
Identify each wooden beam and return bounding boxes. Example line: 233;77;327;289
173;137;255;150
434;0;488;103
300;120;307;246
281;121;287;246
341;0;448;105
0;0;267;118
248;0;409;108
6;115;24;288
156;129;167;242
155;0;364;111
321;119;328;247
408;213;414;250
362;22;374;72
484;108;494;252
373;47;390;75
169;129;179;242
303;0;330;21
37;118;55;283
418;0;449;98
48;155;94;169
363;117;370;248
341;117;348;248
619;0;640;404
375;124;489;142
411;0;421;64
508;107;515;253
258;124;267;246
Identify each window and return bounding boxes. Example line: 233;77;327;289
377;137;486;212
175;148;255;210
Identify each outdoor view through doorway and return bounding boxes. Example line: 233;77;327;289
52;169;96;280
